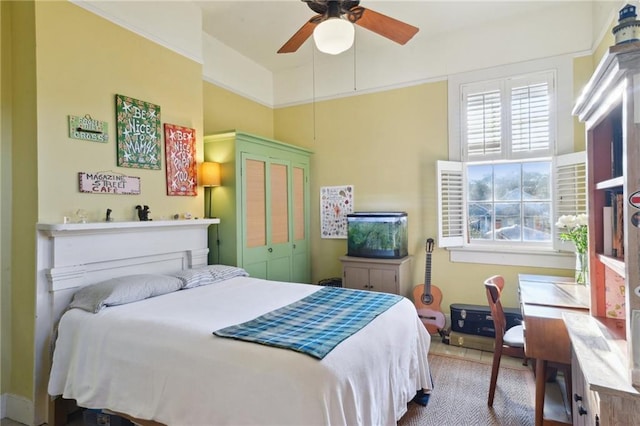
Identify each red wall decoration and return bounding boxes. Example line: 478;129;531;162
164;123;197;196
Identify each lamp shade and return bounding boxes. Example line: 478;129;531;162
313;18;355;55
200;162;221;187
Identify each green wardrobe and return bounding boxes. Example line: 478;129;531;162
204;131;312;283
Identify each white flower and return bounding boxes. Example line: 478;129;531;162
556;214;577;229
576;213;588;227
556;213;588;254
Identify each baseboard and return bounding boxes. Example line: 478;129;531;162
444;313;451;330
1;393;33;425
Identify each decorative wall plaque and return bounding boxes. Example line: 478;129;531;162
78;171;141;195
164;123;197;196
116;94;161;169
68;114;109;142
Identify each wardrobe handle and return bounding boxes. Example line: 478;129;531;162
268;248;273;253
578;404;587;416
574;394;587;416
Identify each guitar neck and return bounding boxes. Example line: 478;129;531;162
422;238;435;299
424;253;432;292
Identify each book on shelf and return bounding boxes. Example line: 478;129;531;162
603;206;613;256
610;191;625;259
611;106;623;178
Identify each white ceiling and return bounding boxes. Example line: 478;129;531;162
198;0;619;74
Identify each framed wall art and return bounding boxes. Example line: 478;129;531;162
320;185;354;239
78;171;141;195
116;94;161;169
164;123;197;196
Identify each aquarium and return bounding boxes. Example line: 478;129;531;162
347;212;408;258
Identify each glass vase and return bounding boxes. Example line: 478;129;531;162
575;252;588;285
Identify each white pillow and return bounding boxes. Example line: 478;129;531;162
172;265;249;289
171;268;216;289
207;264;249;282
69;274;183;313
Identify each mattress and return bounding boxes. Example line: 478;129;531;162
48;276;432;426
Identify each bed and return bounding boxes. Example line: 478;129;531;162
37;221;432;426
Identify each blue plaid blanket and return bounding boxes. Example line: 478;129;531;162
213;287;403;359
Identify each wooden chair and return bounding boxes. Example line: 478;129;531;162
484;275;526;407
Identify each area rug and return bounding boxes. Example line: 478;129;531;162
398;354;535;426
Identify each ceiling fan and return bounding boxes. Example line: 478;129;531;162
278;0;419;55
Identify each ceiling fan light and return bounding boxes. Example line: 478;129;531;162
313;18;355;55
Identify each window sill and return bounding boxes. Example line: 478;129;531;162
448;246;574;269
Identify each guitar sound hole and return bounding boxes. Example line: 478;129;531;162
421;294;433;305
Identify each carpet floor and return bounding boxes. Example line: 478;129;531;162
398;353;536;426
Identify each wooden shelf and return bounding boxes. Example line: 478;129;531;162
598;253;625;278
596;315;627;342
595;176;624;190
565;314;635;397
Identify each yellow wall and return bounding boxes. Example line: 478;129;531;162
203;82;274;137
595;18;617;66
572;55;592;152
9;0;37;400
0;0;10;397
571;13;617;153
35;2;204;224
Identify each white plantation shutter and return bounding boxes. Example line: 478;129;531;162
437;161;465;247
462;71;554;161
511;83;550;151
510;76;552;155
465;89;501;158
553;151;586;251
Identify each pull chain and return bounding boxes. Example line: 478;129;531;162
353;34;357;91
312;44;317;141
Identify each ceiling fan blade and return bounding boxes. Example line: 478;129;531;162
354;7;419;45
277;16;320;54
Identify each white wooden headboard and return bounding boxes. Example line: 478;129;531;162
33;219;219;425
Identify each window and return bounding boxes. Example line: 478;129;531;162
467;160;552;243
440;58;585;267
437;154;584;250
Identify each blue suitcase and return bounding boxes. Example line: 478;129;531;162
450;303;522;338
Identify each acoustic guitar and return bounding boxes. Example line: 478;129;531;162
413;238;445;335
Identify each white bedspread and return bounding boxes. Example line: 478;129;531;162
49;277;432;426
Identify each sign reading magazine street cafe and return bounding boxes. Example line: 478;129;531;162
78;171;140;195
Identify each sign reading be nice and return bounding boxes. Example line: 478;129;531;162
115;94;161;170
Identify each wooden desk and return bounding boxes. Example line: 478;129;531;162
518;274;590;426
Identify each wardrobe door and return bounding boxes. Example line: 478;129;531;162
242;155;268;278
267;160;293;282
292;164;310;283
241;153;292;281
